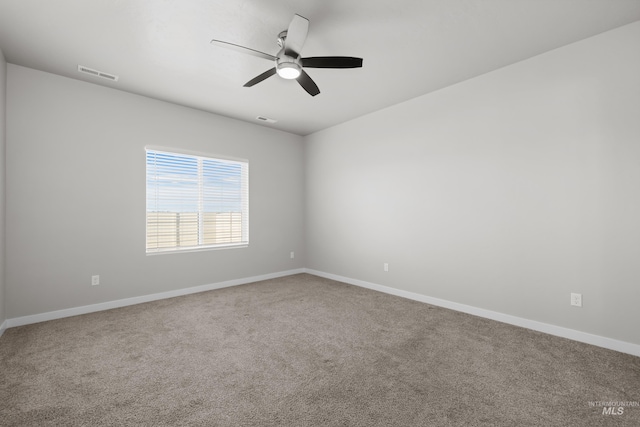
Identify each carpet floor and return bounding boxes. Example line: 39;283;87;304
1;273;639;426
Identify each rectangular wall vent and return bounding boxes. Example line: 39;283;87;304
78;65;119;82
256;116;277;124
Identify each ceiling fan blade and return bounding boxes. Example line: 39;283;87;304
211;39;277;61
301;56;363;69
297;70;320;96
284;14;309;58
243;68;277;87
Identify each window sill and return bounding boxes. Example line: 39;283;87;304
146;243;248;256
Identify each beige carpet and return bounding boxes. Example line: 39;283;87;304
1;273;639;426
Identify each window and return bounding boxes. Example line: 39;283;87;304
146;148;249;253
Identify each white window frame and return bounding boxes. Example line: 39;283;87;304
145;147;249;254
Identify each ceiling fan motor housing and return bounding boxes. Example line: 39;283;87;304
275;31;302;79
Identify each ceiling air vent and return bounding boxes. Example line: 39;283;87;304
77;65;119;82
256;116;277;124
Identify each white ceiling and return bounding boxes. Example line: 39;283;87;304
1;1;639;136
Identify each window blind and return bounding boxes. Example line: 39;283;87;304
146;149;249;253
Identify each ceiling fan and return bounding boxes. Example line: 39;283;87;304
210;14;363;96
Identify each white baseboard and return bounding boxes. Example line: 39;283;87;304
5;267;639;358
305;269;640;358
6;269;305;329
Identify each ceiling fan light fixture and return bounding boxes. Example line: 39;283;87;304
276;61;301;79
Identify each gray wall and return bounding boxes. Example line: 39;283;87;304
6;65;305;318
305;22;640;345
0;48;6;328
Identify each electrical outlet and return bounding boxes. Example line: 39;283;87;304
91;275;100;286
290;251;295;259
570;293;582;307
383;263;389;272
